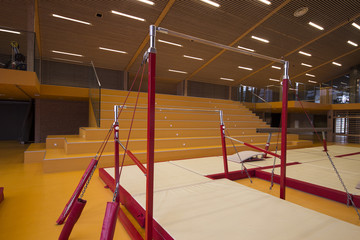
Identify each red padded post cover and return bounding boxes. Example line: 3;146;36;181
100;202;119;240
58;198;87;240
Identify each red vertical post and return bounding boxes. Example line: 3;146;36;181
220;124;229;178
146;45;156;239
280;61;289;200
114;122;120;203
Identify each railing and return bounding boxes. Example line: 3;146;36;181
89;61;101;127
0;26;40;77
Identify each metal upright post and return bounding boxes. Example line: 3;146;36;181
114;106;120;203
219;110;229;178
264;133;272;158
280;61;289;200
146;25;156;240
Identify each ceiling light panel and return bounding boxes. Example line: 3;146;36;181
238;66;253;71
220;77;234;81
258;0;271;5
111;10;145;21
308;21;324;30
332;62;342;66
168;69;187;74
137;0;154;5
271;66;281;70
199;0;220;8
238;46;255;52
299;51;311;57
0;28;20;34
251;35;269;43
158;39;183;47
301;63;312;68
183;55;204;61
269;78;280;82
305;73;315;77
52;14;92;25
308;80;317;84
99;47;127;54
347;40;358;47
51;50;83;57
352;22;360;30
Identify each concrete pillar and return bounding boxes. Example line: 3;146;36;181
27;0;35;72
123;71;128;90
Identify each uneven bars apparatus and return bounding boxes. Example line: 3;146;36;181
131;25;290;240
154;25;290;200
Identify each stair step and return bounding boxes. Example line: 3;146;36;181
24;143;46;163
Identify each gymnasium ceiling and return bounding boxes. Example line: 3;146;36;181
0;0;359;89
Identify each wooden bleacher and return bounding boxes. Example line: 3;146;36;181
24;89;312;173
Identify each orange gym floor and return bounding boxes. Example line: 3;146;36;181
0;141;359;239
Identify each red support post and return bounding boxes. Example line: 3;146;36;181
280;75;289;200
114;123;120;203
146;51;156;240
220;124;229;178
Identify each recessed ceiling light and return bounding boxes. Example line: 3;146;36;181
352;22;360;30
168;69;187;74
308;80;317;84
266;85;274;87
347;40;358;47
238;66;253;71
332;62;342;66
200;0;220;7
0;28;20;34
299;51;312;57
158;39;183;47
269;78;280;82
271;66;281;70
251;35;269;43
111;10;145;21
52;57;83;63
183;55;203;61
137;0;155;5
99;47;127;54
305;73;315;77
301;63;312;67
220;77;234;81
308;21;324;30
52;14;92;25
340;82;347;85
238;46;255;52
294;7;309;17
51;50;83;57
258;0;271;5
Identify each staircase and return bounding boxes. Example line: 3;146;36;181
25;89;312;173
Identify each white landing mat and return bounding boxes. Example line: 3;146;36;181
132;179;360;240
104;162;211;196
262;163;360;195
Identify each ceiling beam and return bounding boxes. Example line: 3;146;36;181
184;0;292;81
124;0;175;72
234;13;360;85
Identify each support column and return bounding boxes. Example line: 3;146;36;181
27;0;35;72
228;86;232;100
123;71;128;90
184;79;188;96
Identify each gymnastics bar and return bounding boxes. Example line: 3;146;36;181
154;25;289;200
